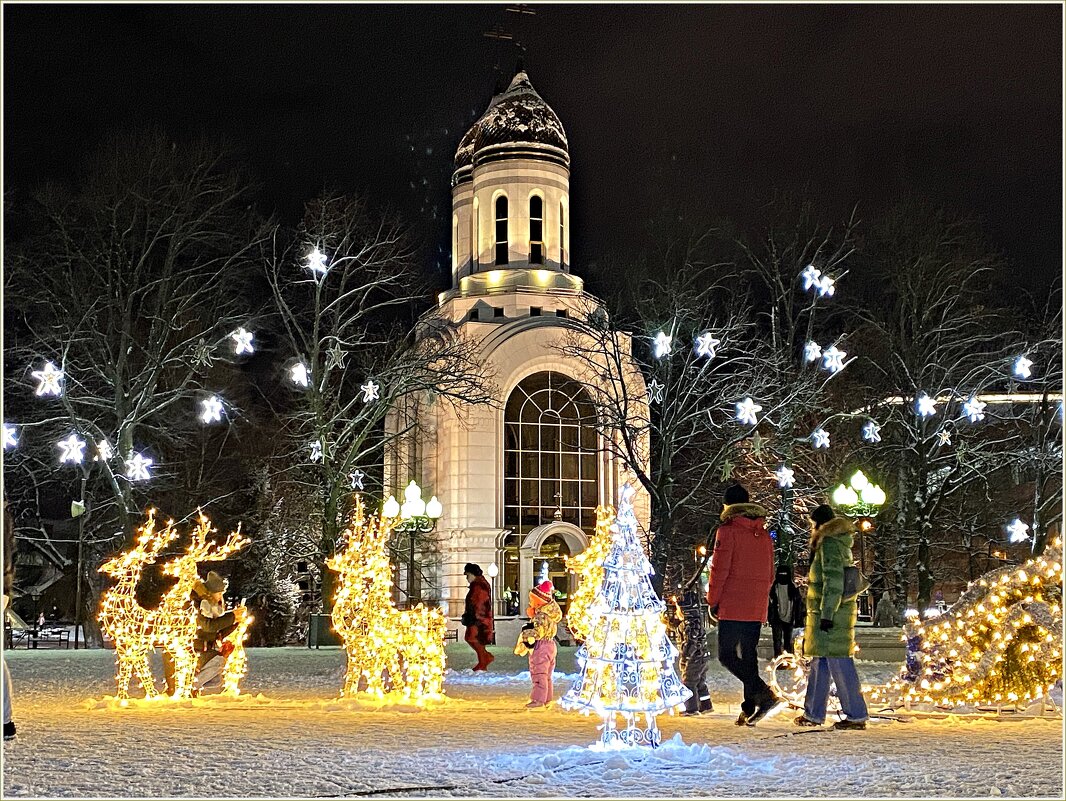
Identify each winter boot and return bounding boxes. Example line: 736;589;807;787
833;718;867;730
793;715;822;727
745;695;782;726
3;721;16;741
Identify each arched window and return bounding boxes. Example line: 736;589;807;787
472;199;480;272
529;195;544;265
559;201;566;269
452;215;458;271
495;195;509;265
504;372;599;543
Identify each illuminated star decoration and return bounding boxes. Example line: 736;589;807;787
231;328;255;355
810;428;831;449
816;274;836;297
962;397;987;423
200;395;224;424
803;341;823;363
290;362;311;388
774;465;796;489
124;452;153;482
646;379;665;404
1013;355;1033;380
31;361;64;397
1006;518;1031;544
801;265;822;291
653;331;673;359
349;469;365;491
306;247;329;277
94;439;113;462
3;424;17;450
936;430;952;446
862;420;882;443
309;441;323;462
735;397;762;426
694;332;721;359
821;344;847;374
915;393;938;418
58;433;87;464
326;342;347;371
360;380;380;403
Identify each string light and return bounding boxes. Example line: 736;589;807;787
653;331;673;358
803;341;823;363
31;360;64;397
200;396;224;424
561;483;691;747
1007;519;1031;544
735;397;762;426
94;439;113;462
1013;355;1033;380
327;498;447;704
694;332;721;359
862;420;882;443
124;452;153;482
821;345;846;374
97;510;250;700
962;397;987;423
360;380;381;403
565;505;615;642
306;247;329;277
290;362;311;388
810;428;830;449
230;328;255;355
816;275;836;297
915;393;938;417
801;265;822;291
774;465;796;489
3;424;18;450
58;433;87;464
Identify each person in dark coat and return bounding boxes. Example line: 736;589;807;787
162;571;246;695
767;564;804;657
3;500;17;740
676;587;713;715
706;484;779;726
794;504;870;730
462;563;495;671
873;591;901;628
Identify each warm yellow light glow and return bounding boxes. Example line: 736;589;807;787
565;505;615;642
98;509;250;700
327;498;446;703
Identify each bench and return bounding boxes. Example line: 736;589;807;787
9;627;71;649
444;628;459;642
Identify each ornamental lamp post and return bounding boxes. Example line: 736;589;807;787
382;480;442;609
486;562;499;616
830;470;887;612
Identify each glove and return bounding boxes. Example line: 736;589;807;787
708;606;720;625
819;618;834;632
460;612;474;627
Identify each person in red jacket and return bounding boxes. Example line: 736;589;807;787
706;484;780;726
462;563;495;671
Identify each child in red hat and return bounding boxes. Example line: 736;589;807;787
523;580;562;708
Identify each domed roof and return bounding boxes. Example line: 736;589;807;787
454;71;568;171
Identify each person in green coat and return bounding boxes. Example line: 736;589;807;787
795;504;869;730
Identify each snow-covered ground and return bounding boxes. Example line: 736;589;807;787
2;645;1062;798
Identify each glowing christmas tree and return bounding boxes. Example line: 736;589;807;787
869;537;1062;709
561;482;691;747
565;504;615;643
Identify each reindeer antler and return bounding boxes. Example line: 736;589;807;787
99;509;180;576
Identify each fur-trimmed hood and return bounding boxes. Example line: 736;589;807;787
810;516;855;549
720;502;768;522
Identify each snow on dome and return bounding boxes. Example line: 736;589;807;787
454;71;568;170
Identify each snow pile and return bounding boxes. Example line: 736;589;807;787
445;668;578;686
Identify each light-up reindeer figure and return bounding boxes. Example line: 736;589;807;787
98;510;182;700
157;512;250;698
328;498;447;702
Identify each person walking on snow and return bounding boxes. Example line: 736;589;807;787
706;484;780;726
461;563;495;671
794;504;870;730
768;564;804;657
676;587;713;715
524;580;562;708
873;590;900;628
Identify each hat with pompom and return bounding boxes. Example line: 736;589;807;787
530;580;554;603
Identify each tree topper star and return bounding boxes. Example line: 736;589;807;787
31;361;64;397
58;433;87;464
694;332;721;359
360;380;380;403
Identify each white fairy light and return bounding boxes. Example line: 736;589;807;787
694;332;721;359
816;274;836;297
915;393;937;417
349;469;365;491
653;331;673;359
360;380;380;403
309;441;323;462
290;362;311;388
1006;518;1030;544
3;424;17;450
962;397;987;423
231;328;255;355
936;430;952;446
774;465;796;489
306;247;329;277
810;428;830;449
1013;355;1033;380
57;433;87;464
803;341;823;363
862;421;882;443
801;265;822;291
94;439;113;462
124;452;153;482
31;361;64;397
735;397;762;426
821;345;847;374
646;379;665;404
200;395;224;424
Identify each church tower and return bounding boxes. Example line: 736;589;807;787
386;70;648;626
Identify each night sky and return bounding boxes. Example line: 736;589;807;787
5;3;1062;292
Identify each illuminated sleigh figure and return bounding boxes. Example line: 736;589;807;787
97;510;251;701
327;498;447;703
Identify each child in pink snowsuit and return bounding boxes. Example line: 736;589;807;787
525;580;563;708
